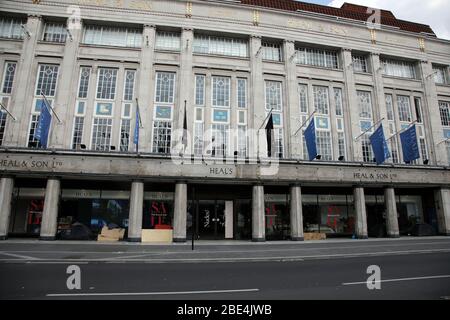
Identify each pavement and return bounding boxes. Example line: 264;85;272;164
1;237;450;300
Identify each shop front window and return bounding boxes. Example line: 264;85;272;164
142;200;173;229
265;194;289;240
58;190;130;238
303;194;355;237
397;195;423;235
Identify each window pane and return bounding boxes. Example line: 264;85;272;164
262;42;282;62
237;78;247;108
123;70;136;101
299;84;308;114
96;68;118;100
313;86;329;115
385;94;394;121
78;67;91;99
352;55;367;73
152;120;172;153
43;22;67;43
1;62;17;94
212;76;230;107
265;81;282;111
195;75;205;106
155;31;181;51
357;91;372;119
381;58;416;79
397;95;412;122
72;116;84;149
296;47;338;69
91;118;113;151
155;72;175;103
83;25;142;48
193;34;248;58
36;64;59;97
334;88;343;116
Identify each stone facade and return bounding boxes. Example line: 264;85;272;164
0;0;449;241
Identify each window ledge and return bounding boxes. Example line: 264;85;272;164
79;43;141;51
353;71;372;76
296;64;343;72
262;59;284;64
0;37;24;42
436;83;450;88
193;52;250;61
154;48;181;54
381;75;421;82
37;40;65;45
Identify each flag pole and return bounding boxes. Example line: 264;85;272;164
386;120;419;142
257;108;274;159
354;117;385;141
0;101;17;121
437;137;450;145
40;91;62;123
293;110;317;136
135;98;143;128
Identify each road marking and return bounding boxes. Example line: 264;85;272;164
0;252;39;260
3;241;449;257
1;248;449;264
342;275;450;286
46;288;259;297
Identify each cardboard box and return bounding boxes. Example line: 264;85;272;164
304;232;327;241
97;234;121;242
97;226;125;241
142;229;173;243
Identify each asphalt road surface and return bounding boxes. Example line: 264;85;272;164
1;237;450;300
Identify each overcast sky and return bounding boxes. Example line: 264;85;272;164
299;0;450;40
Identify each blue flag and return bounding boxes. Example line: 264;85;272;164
400;125;420;163
369;124;390;165
304;118;317;161
133;105;140;146
33;99;52;148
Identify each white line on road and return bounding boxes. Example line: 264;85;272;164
0;252;40;260
342;275;450;286
1;248;449;263
46;288;260;297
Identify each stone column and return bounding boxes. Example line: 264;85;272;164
252;184;265;242
0;177;14;240
384;187;400;238
249;35;263;158
40;178;61;240
342;48;360;162
177;28;194;155
173;182;187;242
3;15;42;147
52;18;83;148
284;39;299;159
353;186;368;239
419;60;445;165
434;188;450;236
127;181;144;242
136;25;156;152
290;184;304;241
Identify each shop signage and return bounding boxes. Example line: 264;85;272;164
209;167;234;176
0;159;63;169
353;171;398;181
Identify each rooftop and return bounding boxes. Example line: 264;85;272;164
240;0;436;36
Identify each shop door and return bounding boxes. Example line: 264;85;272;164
197;200;225;240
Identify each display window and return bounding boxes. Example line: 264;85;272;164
303;194;355;237
265;194;290;240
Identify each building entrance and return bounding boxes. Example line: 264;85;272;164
190;200;233;240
